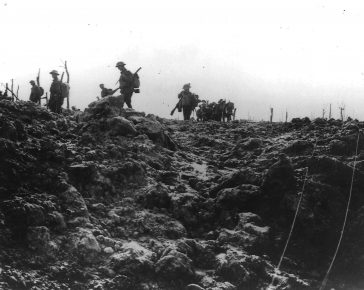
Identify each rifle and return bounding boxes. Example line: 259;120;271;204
170;98;182;116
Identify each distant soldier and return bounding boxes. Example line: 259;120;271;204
196;100;208;121
177;83;200;121
99;84;114;98
223;101;235;122
29;80;42;104
48;70;63;113
116;61;135;108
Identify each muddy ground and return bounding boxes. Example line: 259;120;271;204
1;97;364;289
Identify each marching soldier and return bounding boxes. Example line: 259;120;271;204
48;70;63;113
177;83;199;120
116;61;135;108
29;80;42;103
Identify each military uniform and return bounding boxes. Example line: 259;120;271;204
116;61;134;109
48;70;64;113
29;81;42;103
101;87;113;98
119;70;134;108
178;84;199;120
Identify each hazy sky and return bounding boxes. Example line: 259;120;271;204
2;0;364;120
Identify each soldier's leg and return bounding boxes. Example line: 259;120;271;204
56;97;61;113
183;108;188;120
48;97;55;112
185;107;192;120
125;92;133;108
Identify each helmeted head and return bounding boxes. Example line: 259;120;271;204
99;84;105;89
29;80;35;85
49;70;59;76
116;61;126;71
183;83;191;91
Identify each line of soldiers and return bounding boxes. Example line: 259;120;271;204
196;99;236;122
2;61;235;121
1;60;140;114
170;83;200;120
171;83;236;121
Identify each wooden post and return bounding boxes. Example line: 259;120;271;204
16;85;19;100
270;107;273;123
322;109;325;119
11;79;14;101
329;104;332;119
339;106;344;121
285;110;288;123
65;60;70;109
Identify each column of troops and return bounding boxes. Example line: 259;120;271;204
0;61;236;121
171;83;236;122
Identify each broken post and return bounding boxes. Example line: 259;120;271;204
64;61;70;109
329;104;332;119
37;69;41;105
11;79;14;101
285;110;288;123
339;106;344;122
270;107;273;123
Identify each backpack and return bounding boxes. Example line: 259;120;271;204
39;87;44;97
60;83;70;100
133;73;140;89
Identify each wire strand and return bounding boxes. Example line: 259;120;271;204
319;130;360;290
267;135;318;290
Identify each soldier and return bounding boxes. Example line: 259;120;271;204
48;70;63;113
29;80;42;103
116;61;135;108
223;101;235;122
99;84;114;98
178;83;200;121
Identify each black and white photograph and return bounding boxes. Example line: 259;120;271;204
1;0;364;289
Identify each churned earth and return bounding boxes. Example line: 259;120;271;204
1;97;364;289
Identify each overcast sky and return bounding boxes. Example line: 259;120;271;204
1;0;364;121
